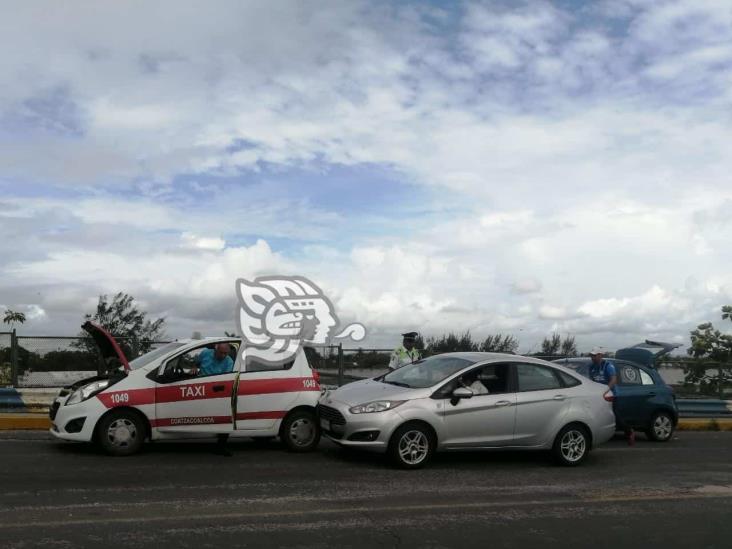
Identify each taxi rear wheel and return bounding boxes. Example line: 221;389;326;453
281;410;320;452
96;410;145;456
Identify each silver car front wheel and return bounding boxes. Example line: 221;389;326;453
389;423;435;469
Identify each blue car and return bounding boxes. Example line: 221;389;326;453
553;341;679;442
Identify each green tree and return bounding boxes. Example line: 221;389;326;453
540;333;561;355
560;335;578;357
479;334;519;353
685;306;732;397
425;331;478;353
539;333;577;357
3;309;26;330
74;293;166;358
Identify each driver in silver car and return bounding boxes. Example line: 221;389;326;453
459;369;489;395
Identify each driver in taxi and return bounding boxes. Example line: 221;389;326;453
191;343;235;456
193;343;234;377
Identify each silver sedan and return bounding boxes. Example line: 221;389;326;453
317;352;616;468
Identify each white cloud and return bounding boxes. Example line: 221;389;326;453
180;233;225;252
1;1;731;352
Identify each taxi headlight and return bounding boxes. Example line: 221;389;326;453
66;380;111;406
349;400;405;414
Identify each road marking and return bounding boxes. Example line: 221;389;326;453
1;489;731;530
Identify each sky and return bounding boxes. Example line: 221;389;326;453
1;0;731;352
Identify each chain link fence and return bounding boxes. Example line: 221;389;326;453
0;332;12;386
0;333;728;397
6;334;170;388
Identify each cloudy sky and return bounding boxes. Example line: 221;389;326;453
1;0;731;351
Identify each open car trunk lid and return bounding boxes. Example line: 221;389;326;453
81;321;130;372
615;340;680;368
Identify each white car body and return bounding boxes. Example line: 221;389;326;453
50;325;321;451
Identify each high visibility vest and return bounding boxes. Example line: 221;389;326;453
389;346;421;370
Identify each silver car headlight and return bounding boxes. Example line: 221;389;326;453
349;400;405;414
66;380;111;406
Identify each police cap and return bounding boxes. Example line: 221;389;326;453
401;331;419;340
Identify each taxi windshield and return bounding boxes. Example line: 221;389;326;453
129;342;185;370
382;355;475;388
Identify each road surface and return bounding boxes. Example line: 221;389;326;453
1;431;730;548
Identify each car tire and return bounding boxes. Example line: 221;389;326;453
281;410;320;453
646;411;674;442
552;424;590;466
96;410;146;456
388;422;435;469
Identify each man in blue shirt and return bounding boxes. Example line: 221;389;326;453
191;343;235;456
195;343;234;376
589;347;634;445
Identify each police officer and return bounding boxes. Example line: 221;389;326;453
389;332;421;370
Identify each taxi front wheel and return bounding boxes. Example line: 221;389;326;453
281;410;320;452
96;410;145;456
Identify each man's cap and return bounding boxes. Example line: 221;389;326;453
402;331;419;339
589;346;605;355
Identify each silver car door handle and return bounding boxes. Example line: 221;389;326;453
553;395;567;401
495;400;511;407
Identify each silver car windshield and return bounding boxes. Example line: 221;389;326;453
129;342;185;370
382;355;475;388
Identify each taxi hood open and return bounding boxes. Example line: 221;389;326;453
615;340;680;368
82;321;130;372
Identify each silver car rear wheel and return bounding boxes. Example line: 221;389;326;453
560;429;586;463
552;424;590;466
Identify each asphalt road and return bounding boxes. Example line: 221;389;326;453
1;431;731;549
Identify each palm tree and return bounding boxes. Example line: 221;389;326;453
3;310;26;331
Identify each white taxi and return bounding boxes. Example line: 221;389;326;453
50;322;322;455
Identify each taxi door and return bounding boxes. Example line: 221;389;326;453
234;347;309;431
153;343;238;434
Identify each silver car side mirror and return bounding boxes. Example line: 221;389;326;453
453;387;474;399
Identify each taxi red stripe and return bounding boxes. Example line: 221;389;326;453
237;377;319;395
96;388;156;408
235;411;287;420
155;381;235;403
96;376;319;409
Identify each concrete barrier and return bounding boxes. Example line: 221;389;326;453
0;388;60;412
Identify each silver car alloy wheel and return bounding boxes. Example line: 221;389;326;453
107;418;137;449
560;429;586;463
653;415;672;440
289;417;316;447
398;430;429;465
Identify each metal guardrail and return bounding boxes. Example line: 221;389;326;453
676;399;732;418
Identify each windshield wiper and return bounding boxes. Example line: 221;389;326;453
383;380;411;388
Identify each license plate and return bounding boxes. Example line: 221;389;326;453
320;419;331;431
